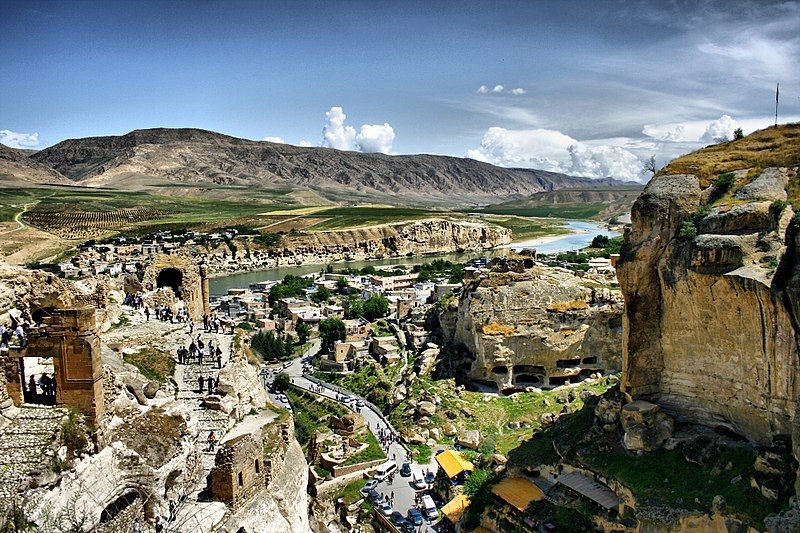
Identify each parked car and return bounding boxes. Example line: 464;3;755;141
356;399;365;408
400;462;412;477
379;501;393;516
367;489;382;505
390;511;406;526
277;394;288;403
412;471;426;490
400;522;415;533
422;494;438;520
407;508;424;526
424;471;435;484
360;479;378;494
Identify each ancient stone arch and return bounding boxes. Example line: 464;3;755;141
141;255;209;319
1;308;105;442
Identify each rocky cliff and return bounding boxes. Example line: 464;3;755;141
448;257;623;391
618;125;800;446
276;218;511;261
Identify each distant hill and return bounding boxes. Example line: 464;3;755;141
28;128;635;206
476;185;643;220
0;143;72;186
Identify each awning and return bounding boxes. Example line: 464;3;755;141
491;477;545;512
435;449;475;479
442;494;471;523
557;472;620;510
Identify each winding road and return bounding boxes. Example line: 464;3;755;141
264;341;443;532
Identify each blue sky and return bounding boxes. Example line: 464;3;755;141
2;0;798;181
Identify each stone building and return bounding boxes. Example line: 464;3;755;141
141;254;210;319
1;308;105;437
209;432;266;509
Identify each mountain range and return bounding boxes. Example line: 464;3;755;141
2;128;636;206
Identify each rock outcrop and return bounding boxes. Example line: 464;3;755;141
618;166;800;445
274;218;512;262
620;400;674;452
449;258;623;391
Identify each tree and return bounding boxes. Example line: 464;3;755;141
363;295;390;321
296;322;311;345
344;295;365;319
643;155;657;176
251;330;292;361
590;235;609;248
336;277;349;293
318;318;346;351
273;371;290;392
310;286;331;303
733;127;745;140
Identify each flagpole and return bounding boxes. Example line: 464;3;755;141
775;83;779;126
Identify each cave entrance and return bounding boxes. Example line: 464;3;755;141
156;268;183;298
100;491;140;523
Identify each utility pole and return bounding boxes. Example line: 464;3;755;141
775;83;780;126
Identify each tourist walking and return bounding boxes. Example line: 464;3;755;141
207;431;217;451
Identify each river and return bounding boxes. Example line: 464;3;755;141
208;220;618;296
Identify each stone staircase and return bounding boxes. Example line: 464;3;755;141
0;405;68;501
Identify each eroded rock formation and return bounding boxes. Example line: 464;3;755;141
446;258;623;391
618;167;800;445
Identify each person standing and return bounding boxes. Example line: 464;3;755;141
207;431;217;451
144;306;151;321
198;376;204;393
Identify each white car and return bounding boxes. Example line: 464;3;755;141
360;479;379;494
277;394;288;403
379;501;393;516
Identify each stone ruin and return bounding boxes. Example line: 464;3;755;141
209;433;266;510
139;254;210;319
1;308;105;441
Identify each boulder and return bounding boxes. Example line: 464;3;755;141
493;453;507;465
539;412;557;428
442;422;457;437
621;400;673;452
458;429;481;450
418;401;436;417
143;381;160;399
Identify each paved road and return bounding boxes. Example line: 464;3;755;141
263;340;443;531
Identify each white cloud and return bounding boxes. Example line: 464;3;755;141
297;139;315;147
322;106;357;150
321;107;395;154
492;84;504;93
356;123;395;154
510;88;527;95
467;126;646;182
0;130;39;149
700;114;740;143
477;85;489;94
261;136;285;143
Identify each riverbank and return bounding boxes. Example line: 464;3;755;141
208;220;618;295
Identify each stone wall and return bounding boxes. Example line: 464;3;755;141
617;168;800;445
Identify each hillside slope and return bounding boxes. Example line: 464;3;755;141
0;144;72;186
478;185;642;219
30;128;632;205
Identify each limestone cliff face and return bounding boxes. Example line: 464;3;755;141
618;168;800;444
451;264;623;391
276;218;511;260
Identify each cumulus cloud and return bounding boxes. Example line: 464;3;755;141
467;126;646;182
492;84;504;93
322;106;357;150
510;88;527;95
261;136;285;143
0;130;39;149
477;85;489;94
700;114;740;144
321;107;395;154
297;139;315;147
356;123;395;154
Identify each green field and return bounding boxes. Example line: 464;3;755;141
479;204;613;219
303;206;442;230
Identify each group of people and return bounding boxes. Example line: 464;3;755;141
26;373;56;403
123;292;145;309
197;375;220;394
175;334;223;368
0;323;26;348
144;304;189;323
202;313;230;335
378;426;396;451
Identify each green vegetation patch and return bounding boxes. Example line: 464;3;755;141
341;430;386;466
304;206;436;230
123;347;176;383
